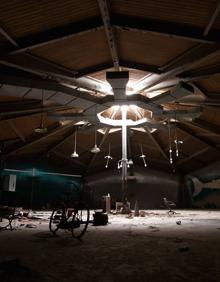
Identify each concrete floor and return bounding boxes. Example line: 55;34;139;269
0;210;220;282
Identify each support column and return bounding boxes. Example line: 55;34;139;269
121;106;128;203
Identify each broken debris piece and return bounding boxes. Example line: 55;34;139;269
25;223;37;228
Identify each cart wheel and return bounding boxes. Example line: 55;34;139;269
49;206;64;234
71;208;90;239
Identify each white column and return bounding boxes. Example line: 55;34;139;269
121;106;128;202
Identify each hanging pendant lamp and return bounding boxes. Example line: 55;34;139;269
91;127;100;153
168;120;173;164
139;144;147;167
35;89;48;133
104;143;113;168
71;129;79;158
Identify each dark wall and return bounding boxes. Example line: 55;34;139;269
85;165;179;209
0;169;80;209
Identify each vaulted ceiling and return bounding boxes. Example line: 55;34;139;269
1;0;220;176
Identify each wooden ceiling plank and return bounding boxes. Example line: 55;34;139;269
6;120;26;142
112;14;218;44
6;17;103;54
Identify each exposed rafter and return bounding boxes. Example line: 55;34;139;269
181;63;220;81
176;122;220;151
0;105;77;119
134;43;220;92
119;60;161;74
112;14;219;44
0;74;109;105
0;25;18;47
4;18;103;54
177;147;210;166
0;54;76;81
97;0;120;70
75;62;114;77
203;1;220;36
144;128;169;162
4;122;74;158
33;129;77;165
6;120;26;143
189;119;220;136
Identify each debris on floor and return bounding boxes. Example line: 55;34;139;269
27;211;51;220
25;223;37;229
125;213;133;219
149;226;160;232
139;210;146;217
176;221;182;225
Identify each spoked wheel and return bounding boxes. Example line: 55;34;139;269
0;216;10;230
71;208;90;239
49;206;64;234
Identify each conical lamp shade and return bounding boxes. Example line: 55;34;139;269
71;151;79;158
91;144;100;153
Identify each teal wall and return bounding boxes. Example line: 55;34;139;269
0;169;81;209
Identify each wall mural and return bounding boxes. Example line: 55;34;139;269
188;176;220;208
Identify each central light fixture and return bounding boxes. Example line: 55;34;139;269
97;105;148;127
71;128;79;158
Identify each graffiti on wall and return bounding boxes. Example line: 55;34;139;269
189;176;220;208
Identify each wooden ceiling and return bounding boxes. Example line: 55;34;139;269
0;0;220;176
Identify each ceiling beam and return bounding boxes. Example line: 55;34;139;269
0;74;108;105
134;43;220;92
6;120;26;143
75;62;113;77
181;63;220;80
176;122;220;150
4;122;74;158
0;25;18;47
144;127;169;162
119;60;161;74
177;147;210;166
203;1;220;36
97;0;120;70
3;17;103;55
0;105;77;119
112;14;219;44
190;119;220;136
0;54;76;81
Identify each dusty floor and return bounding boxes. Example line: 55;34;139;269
0;210;220;282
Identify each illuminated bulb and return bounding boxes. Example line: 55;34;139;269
71;151;79;158
91;144;100;153
176;149;179;157
104;155;112;168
